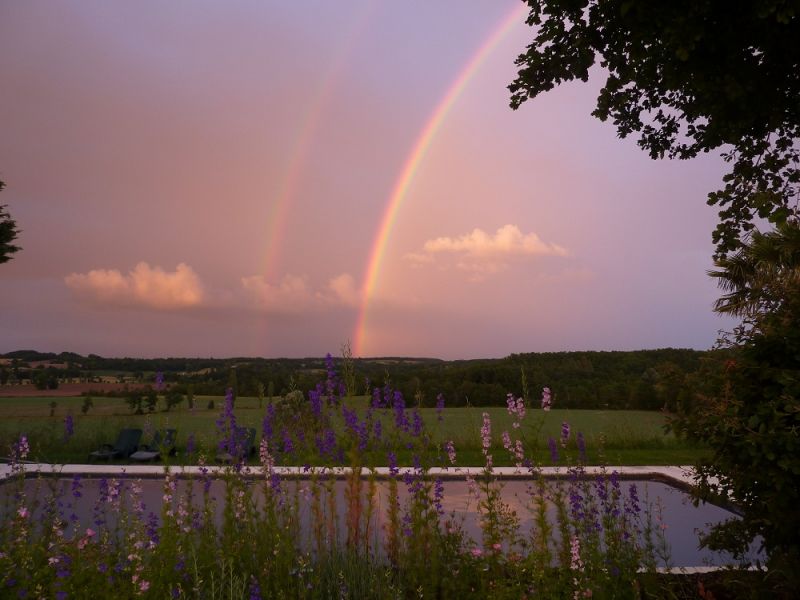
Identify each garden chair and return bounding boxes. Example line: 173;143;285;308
88;428;142;461
216;426;256;463
130;428;177;462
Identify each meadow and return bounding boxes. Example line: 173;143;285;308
0;393;705;466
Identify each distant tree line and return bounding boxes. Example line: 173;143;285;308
2;348;710;411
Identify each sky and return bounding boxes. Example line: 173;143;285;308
0;1;736;359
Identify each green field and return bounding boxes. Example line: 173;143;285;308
0;394;706;465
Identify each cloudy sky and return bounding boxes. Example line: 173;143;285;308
0;1;735;359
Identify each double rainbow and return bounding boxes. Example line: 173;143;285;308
353;3;527;356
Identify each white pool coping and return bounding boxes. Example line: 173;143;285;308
1;463;697;487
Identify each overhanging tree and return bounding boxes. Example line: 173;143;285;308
509;0;800;257
509;0;800;573
0;179;21;264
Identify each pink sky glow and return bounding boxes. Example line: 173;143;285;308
0;1;734;359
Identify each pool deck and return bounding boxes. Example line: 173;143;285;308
0;463;697;488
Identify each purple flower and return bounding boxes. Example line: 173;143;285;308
315;428;337;459
433;478;444;515
387;451;398;477
71;475;82;499
216;388;238;455
342;405;359;433
411;409;424;438
63;414;74;443
281;429;294;456
560;421;570;448
145;512;160;546
155;371;165;391
373;419;382;442
324;353;341;406
249;577;262;600
576;431;586;462
548;437;559;463
627;483;641;515
371;385;382;409
435;393;445;422
309;384;323;418
393;391;408;432
262;403;275;442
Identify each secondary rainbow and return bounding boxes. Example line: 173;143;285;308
353;3;527;356
260;4;377;280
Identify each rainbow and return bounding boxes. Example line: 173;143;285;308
261;4;377;280
353;3;527;356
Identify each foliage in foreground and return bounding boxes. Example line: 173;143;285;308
673;222;800;585
1;362;681;599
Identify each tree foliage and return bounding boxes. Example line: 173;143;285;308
0;180;22;264
509;0;800;256
675;222;800;571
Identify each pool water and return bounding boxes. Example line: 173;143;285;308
2;475;762;568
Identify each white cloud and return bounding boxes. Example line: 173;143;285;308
65;262;204;309
423;224;568;257
406;225;568;280
241;272;362;312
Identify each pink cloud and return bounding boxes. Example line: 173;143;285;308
406;224;568;280
423;224;568;257
65;262;204;309
240;272;362;313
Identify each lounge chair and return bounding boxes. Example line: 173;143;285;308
130;428;177;462
88;428;142;461
216;426;256;463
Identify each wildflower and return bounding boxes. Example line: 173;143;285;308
63;414;74;443
541;387;552;411
435;393;445;421
249;577;262;600
561;421;571;448
17;506;28;519
411;409;424;438
15;435;30;460
281;428;294;455
71;474;82;499
387;451;399;477
433;478;445;515
393;390;408;432
548;437;559;463
502;430;513;452
371;385;382;409
470;548;483;557
480;413;492;454
576;431;586;462
445;440;457;466
569;536;583;571
506;393;526;423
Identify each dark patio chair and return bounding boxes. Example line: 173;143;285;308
88;428;142;461
130;428;177;462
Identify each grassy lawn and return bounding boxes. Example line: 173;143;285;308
0;394;706;465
